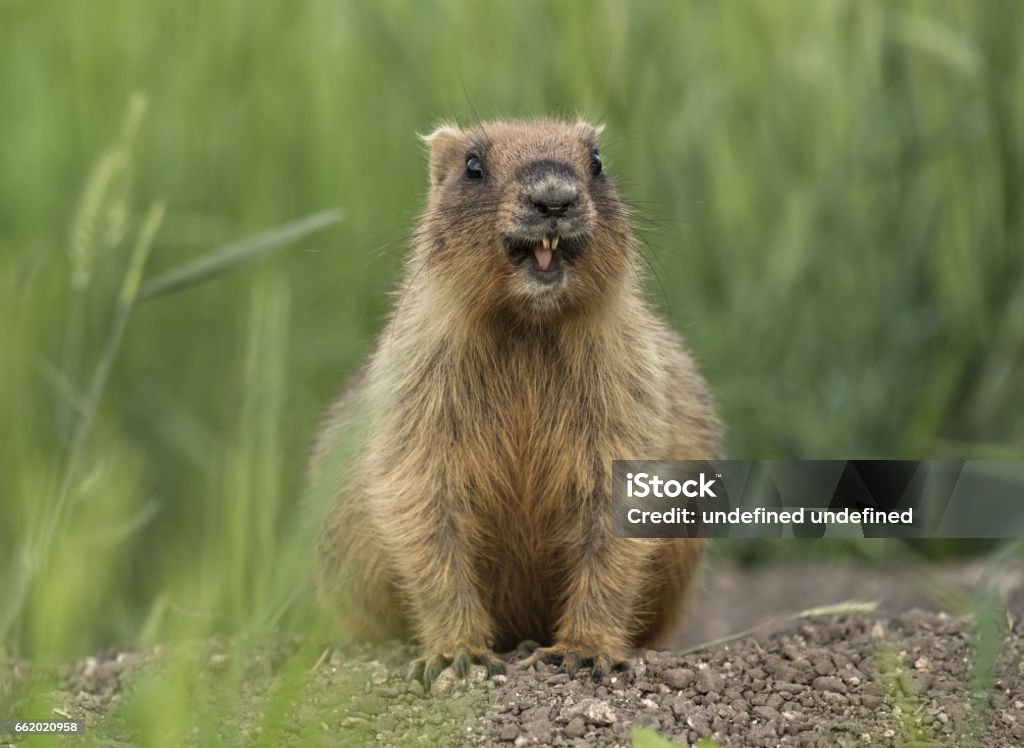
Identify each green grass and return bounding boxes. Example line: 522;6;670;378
1;0;1023;743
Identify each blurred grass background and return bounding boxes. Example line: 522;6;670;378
1;0;1022;664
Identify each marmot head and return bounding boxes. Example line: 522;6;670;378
417;119;634;322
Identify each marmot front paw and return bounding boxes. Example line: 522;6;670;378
409;644;507;692
518;643;626;682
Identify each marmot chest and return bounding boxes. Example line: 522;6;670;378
439;347;627;515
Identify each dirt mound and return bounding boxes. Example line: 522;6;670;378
0;609;1017;747
3;562;1022;746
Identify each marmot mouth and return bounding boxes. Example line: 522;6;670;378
503;234;586;281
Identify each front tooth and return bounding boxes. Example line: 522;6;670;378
551;235;559;251
542;236;551;250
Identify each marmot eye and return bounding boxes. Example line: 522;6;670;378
465;155;483;179
590;150;602;176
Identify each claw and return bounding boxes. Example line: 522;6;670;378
592;654;613;682
485;657;507;677
519;644;622;682
422;653;450;691
564;652;580;678
452;650;471;678
520;647;548;670
409;647;506;691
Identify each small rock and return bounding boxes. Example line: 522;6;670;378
774;681;807;694
517;640;541;655
753;705;780;721
695;670;723;695
809;654;835;676
565;698;617;725
565;716;586;738
430;669;458;695
811;676;847;694
634;712;661;729
668;695;696;718
523;718;553;743
521;705;551;723
664;668;696;690
685;712;710;734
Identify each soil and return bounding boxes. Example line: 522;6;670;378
2;562;1022;747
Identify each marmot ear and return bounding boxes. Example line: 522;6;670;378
419;123;462;186
574;119;606;140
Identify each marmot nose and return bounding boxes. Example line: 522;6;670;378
529;184;578;218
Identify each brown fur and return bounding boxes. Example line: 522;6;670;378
310;119;722;674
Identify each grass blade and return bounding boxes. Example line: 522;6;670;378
136;208;342;302
678;600;880;656
33;355;87;417
0;203;165;643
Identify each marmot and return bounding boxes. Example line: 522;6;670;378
308;119;722;689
